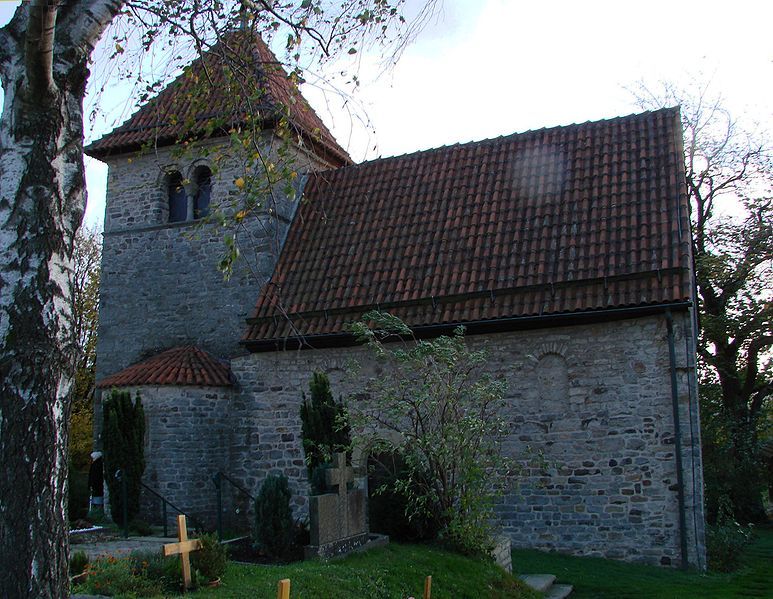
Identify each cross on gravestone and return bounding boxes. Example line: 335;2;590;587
162;514;202;590
305;451;369;558
325;452;354;497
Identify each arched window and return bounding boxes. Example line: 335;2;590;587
167;171;187;223
193;166;212;219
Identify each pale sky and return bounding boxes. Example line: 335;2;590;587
1;0;771;229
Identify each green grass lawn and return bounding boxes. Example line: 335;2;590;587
195;544;538;599
75;529;772;598
512;526;773;598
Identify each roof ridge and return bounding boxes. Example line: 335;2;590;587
314;106;680;176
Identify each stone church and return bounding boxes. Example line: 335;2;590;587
86;32;706;568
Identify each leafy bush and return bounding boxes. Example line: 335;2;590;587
69;550;89;578
191;533;228;581
300;371;351;476
706;497;754;572
348;311;516;556
103;390;146;526
253;474;294;560
367;451;438;542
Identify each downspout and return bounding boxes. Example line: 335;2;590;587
666;309;689;570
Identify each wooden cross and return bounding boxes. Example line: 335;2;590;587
162;515;202;590
325;452;353;497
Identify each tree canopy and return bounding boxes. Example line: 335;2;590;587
634;81;772;522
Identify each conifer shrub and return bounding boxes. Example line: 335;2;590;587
190;533;228;582
253;474;294;560
103;389;146;526
300;372;351;483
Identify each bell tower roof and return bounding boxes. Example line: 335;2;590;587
85;30;351;167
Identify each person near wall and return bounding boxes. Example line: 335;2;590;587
88;451;104;518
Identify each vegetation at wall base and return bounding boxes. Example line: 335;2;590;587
705;496;755;572
102;389;146;527
368;450;440;543
253;474;295;560
348;311;516;557
300;370;352;478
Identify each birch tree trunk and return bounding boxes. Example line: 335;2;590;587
0;2;123;595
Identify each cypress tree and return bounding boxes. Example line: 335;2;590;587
253;474;294;559
102;390;145;526
299;371;350;475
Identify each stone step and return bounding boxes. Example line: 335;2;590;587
519;574;556;593
546;583;574;599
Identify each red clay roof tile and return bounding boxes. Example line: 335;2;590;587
242;108;692;347
85;31;350;166
97;346;233;388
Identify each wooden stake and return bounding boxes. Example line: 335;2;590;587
162;515;202;591
424;575;432;599
277;578;291;599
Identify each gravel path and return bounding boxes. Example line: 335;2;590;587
70;535;176;561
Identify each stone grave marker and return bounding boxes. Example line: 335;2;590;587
305;452;368;558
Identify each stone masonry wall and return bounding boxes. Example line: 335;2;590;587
228;312;706;568
125;385;232;529
95;135;334;383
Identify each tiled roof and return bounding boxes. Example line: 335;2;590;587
85;31;350;166
97;346;233;388
244;108;693;348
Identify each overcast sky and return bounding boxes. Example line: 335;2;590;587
1;0;771;229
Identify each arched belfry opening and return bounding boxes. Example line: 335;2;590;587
193;165;212;219
167;171;187;223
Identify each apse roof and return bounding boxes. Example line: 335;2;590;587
96;345;233;388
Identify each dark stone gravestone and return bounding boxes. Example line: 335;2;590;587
305;452;368;558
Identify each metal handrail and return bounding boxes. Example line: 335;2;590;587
213;471;255;542
139;481;204;537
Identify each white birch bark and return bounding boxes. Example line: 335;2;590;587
0;1;124;595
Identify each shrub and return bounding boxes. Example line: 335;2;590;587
191;533;228;581
300;371;351;475
348;311;516;556
127;550;183;593
253;474;294;560
367;451;438;542
69;550;89;578
103;389;146;526
74;555;164;597
706;497;754;572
